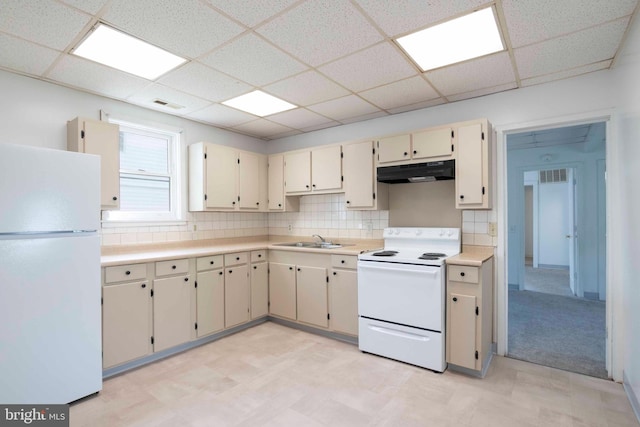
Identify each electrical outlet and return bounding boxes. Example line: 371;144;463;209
488;222;497;236
288;224;292;232
193;224;197;231
365;221;373;232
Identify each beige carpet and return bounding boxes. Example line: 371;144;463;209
524;265;573;297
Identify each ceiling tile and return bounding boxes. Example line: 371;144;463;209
387;98;446;114
268;129;304;140
359;76;439;110
426;52;516;96
263;71;350;106
257;0;383;66
159;62;252;102
232;119;293;139
200;33;307;86
103;0;244;58
0;0;91;50
126;84;211;115
446;82;517;102
502;0;638;48
267;108;333;129
319;43;416;92
47;55;150;99
204;0;299;27
354;0;487;37
339;110;388;124
60;0;109;14
520;60;611;87
308;95;381;121
186;103;256;127
514;18;628;79
0;34;61;76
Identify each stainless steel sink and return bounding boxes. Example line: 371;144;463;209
273;241;352;249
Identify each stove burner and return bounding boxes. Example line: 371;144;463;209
421;253;446;257
418;256;439;260
372;250;398;257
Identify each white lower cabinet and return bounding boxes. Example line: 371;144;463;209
153;274;192;352
330;255;359;336
296;265;328;328
225;254;250;328
102;280;152;369
251;253;269;319
268;262;297;320
196;256;225;337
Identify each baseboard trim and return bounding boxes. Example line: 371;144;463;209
508;284;520;291
102;317;269;379
623;371;640;424
583;291;599;300
448;343;496;378
268;316;358;345
538;264;569;270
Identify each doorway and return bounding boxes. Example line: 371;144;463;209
506;122;607;378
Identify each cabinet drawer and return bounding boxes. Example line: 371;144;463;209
105;264;147;284
197;255;224;272
331;255;357;269
155;259;189;277
448;265;479;283
251;250;267;263
225;252;248;266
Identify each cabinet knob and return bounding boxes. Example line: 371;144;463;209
346;200;350;204
403;152;408;156
341;260;345;264
278;203;282;207
306;185;310;188
125;270;131;275
112;196;118;201
333;272;337;275
460;195;465;199
256;202;260;206
460;272;465;277
229;270;233;274
236;256;240;261
172;265;177;269
289;267;293;270
258;254;262;258
453;297;458;302
312;184;316;188
210;261;214;265
141;283;146;288
297;268;301;271
232;201;236;205
219;271;223;275
253;266;257;269
184;277;189;282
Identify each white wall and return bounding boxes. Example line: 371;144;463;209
538;180;571;267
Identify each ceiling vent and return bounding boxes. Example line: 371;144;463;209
539;169;567;184
152;99;184;109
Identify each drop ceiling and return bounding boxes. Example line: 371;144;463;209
0;0;637;140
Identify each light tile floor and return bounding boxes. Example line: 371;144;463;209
70;322;639;426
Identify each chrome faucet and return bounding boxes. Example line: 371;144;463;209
312;234;326;243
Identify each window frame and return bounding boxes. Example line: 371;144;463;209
101;117;183;225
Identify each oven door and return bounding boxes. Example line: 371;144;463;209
357;260;444;331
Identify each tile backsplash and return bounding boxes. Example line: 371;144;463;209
462;209;497;246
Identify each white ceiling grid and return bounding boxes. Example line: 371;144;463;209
0;0;637;140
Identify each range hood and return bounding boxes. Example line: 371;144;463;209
377;160;455;184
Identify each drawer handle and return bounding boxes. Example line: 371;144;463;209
210;261;215;265
141;283;146;288
172;265;177;270
258;254;262;258
184;277;188;282
236;257;240;261
460;272;465;277
453;297;458;302
341;260;345;264
125;270;131;275
253;266;257;270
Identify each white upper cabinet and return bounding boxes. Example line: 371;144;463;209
455;120;491;209
311;145;342;192
412;127;454;160
188;142;266;212
67;117;120;209
377;134;411;164
284;151;311;193
342;141;388;210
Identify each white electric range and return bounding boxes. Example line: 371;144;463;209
357;227;461;372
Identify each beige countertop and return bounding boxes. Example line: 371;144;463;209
446;245;494;267
101;236;383;266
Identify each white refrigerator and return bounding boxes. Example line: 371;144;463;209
0;143;102;404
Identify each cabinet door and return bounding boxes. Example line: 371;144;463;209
225;264;250;328
205;144;237;209
311;145;342;191
251;262;269;319
412;127;453;160
268;154;284;210
238;151;260;209
269;262;297;320
456;123;485;207
448;293;477;370
83;120;120;208
258;154;268;212
102;281;151;368
297;266;328;328
343;141;374;208
377;134;411;164
196;269;224;337
153;275;192;352
284;151;311;193
330;270;358;335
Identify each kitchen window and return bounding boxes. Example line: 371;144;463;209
102;119;182;223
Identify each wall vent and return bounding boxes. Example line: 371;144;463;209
539;168;567;183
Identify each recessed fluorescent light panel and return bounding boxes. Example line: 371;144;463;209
396;7;504;72
73;24;187;80
223;90;297;117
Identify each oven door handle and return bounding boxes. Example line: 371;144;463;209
369;325;430;341
358;262;439;275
